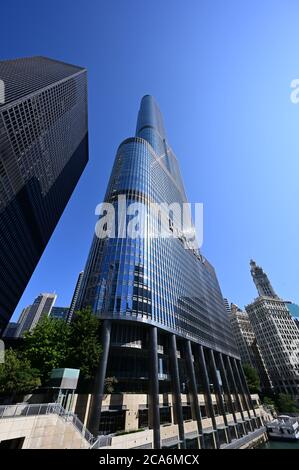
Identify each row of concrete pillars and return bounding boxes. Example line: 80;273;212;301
88;320;258;449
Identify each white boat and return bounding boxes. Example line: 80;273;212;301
266;415;299;441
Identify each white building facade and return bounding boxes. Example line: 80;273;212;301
228;303;272;390
246;261;299;399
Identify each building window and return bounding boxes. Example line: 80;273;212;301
99;410;126;435
200;405;207;418
138;409;148;429
160;407;172;425
186;437;199;449
182;405;192;421
203;432;215;449
217;428;228;446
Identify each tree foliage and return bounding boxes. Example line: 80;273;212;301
104;376;118;394
0;349;41;397
243;363;260;393
276;393;299;413
23;316;71;382
0;309;102;401
262;396;275;408
67;308;102;381
22;308;102;385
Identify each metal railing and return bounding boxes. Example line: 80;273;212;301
0;402;95;445
90;435;113;448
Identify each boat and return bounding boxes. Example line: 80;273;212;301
266;415;299;441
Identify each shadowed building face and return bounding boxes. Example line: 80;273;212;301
0;56;88;334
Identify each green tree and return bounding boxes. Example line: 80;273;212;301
104;376;118;394
243;363;260;393
22;308;102;387
262;396;276;408
67;308;102;382
23;316;70;382
275;393;299;413
0;349;41;399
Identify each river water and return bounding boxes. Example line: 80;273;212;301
259;440;299;449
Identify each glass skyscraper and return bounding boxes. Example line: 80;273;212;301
0;57;88;334
78;96;262;449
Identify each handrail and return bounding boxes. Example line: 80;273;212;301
0;402;95;445
90;434;113;448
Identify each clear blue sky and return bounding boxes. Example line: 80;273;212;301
1;0;299;321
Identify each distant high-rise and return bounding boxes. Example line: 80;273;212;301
16;305;32;336
77;96;261;449
67;271;84;322
50;306;69;321
223;298;231;315
16;293;57;337
2;321;18;338
228;303;272;391
285;301;299;321
246;261;299;398
250;260;278;298
0;56;88;335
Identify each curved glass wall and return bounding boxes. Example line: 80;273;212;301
80;96;237;357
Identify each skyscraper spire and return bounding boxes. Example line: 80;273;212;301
135;95;166;141
250;259;278;299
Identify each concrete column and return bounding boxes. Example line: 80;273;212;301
169;334;185;448
185;340;204;447
218;353;238;425
236;360;257;418
226;356;246;434
232;358;253;428
149;326;161;449
209;349;231;443
88;319;111;436
198;345;220;449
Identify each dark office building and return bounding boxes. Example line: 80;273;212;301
0;56;88;334
50;306;69;321
2;322;18;338
78;96;262;449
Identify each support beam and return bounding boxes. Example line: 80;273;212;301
198;345;220;449
232;358;253;429
169;334;185;448
218;353;238;428
185;339;204;448
149;326;161;449
88;319;111;435
226;356;247;435
208;349;231;443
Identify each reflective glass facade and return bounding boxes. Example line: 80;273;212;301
78;96;262;448
80;95;237;357
0;57;88;333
